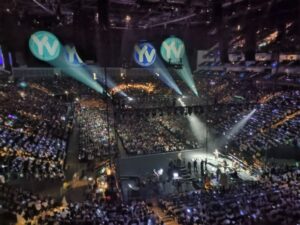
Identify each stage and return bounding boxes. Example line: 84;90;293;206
117;149;259;200
118;149;257;180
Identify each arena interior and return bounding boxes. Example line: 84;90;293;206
0;0;300;224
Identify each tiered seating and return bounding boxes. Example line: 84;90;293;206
212;90;300;165
149;115;201;149
77;107;116;160
0;84;69;180
39;200;158;225
0;183;57;221
159;166;300;225
117;116;186;155
0;183;160;225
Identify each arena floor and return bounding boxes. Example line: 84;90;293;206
118;149;258;180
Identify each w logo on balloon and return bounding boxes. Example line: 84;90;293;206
133;42;156;67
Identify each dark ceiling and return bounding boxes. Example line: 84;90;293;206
0;0;299;68
1;0;298;30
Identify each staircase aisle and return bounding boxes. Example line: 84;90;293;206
151;200;179;225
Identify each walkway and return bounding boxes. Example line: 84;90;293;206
64;120;86;181
62;120;90;202
152;200;179;225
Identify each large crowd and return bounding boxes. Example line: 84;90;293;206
0;70;299;225
77;107;116;160
0;83;70;180
159;165;300;225
1;8;300;224
149;115;201;149
210;90;300;166
0;184;57;221
114;72;300;167
0;182;161;225
116;115;186;155
39;200;159;225
2;163;300;224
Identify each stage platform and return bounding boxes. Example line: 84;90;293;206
117;149;258;182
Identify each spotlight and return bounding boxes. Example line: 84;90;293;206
154;168;164;177
19;91;26;98
125;15;131;22
128;97;134;101
128;183;139;191
158;168;163;176
19;81;28;88
106;167;112;175
173;172;179;179
213;149;220;159
93;72;97;80
178;98;186;107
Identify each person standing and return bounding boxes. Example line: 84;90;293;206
200;160;204;178
193;159;198;172
216;167;221;181
213;149;219;160
223;159;228;172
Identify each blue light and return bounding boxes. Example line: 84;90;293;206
272;61;278;68
0;46;4;68
19;81;28;88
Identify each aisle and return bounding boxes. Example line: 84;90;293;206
64;120;86;181
152;200;179;225
62;120;90;202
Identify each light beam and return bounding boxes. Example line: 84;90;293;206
149;57;182;95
